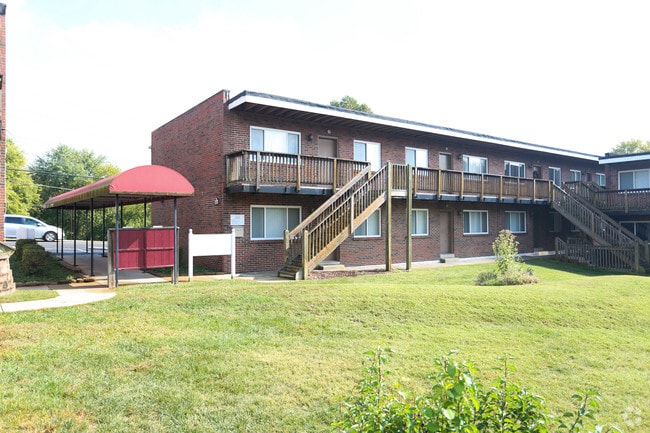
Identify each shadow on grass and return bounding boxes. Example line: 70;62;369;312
523;256;631;277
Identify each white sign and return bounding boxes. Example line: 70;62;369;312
188;228;236;280
230;214;245;226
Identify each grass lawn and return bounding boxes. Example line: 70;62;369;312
0;289;58;303
0;259;648;432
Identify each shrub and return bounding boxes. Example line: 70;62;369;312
14;238;37;259
334;347;621;433
21;243;50;276
476;230;538;286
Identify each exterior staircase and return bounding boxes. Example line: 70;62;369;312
278;164;388;279
551;184;649;273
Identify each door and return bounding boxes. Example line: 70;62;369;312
439;211;453;255
318;137;337;158
439;152;452;170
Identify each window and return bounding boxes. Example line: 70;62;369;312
505;211;526;233
405;147;428;168
251;206;301;240
411;209;428;236
250;127;300;154
463;210;488;235
462;155;487;174
549;167;561;186
354;209;381;238
504;161;525;178
619;169;650;190
570;169;581;182
595;173;606;187
549;212;562;233
354;140;381;171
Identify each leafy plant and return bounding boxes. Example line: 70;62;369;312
334;347;621;433
476;230;538;285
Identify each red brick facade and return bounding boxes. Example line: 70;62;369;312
151;90;611;273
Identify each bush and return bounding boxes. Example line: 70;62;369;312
14;238;37;259
21;243;50;276
476;230;538;286
334;347;622;433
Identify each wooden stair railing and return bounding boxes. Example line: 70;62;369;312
551;184;648;271
281;164;388;279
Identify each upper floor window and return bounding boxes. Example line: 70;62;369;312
462;155;487;174
549;167;561;186
595;173;606;187
619;169;650;190
354;209;381;238
251;127;300;154
505;211;526;233
504;161;525;178
405;147;428;168
411;209;429;236
354;140;381;171
463;210;488;235
251;206;301;240
570;169;581;182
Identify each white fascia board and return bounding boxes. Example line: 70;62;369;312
229;93;598;161
599;153;650;164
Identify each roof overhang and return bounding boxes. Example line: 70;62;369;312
43;165;194;210
599;152;650;165
228;90;599;162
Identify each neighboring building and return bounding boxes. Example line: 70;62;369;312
151;89;649;277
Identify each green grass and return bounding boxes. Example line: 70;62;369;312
9;250;77;284
0;259;648;432
0;289;58;303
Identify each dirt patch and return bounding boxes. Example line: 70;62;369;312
308;269;391;280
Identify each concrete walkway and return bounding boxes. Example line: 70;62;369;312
0;287;116;312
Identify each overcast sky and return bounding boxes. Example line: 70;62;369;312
6;0;650;170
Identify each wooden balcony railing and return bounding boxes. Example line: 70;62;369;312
565;181;650;213
226;150;370;191
227;151;554;202
556;237;641;273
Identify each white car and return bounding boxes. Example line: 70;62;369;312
4;214;65;242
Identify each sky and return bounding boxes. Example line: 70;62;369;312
6;0;650;170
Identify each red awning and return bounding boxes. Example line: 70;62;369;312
43;165;194;209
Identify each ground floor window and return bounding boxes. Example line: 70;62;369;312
463;210;488;235
549;212;562;233
411;209;428;236
251;206;301;240
621;221;650;242
354;209;381;238
505;211;526;233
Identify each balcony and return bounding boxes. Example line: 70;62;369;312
226;151;554;203
565;182;650;215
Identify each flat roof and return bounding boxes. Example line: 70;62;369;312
599;152;650;164
228;90;600;161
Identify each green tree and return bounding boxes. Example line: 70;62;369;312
610;139;650;155
330;96;373;113
5;139;41;215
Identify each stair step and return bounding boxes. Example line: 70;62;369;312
316;260;345;271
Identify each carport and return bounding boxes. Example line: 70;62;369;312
43;165;194;287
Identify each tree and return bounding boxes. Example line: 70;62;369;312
610;139;650;155
330;96;373;113
5;139;41;215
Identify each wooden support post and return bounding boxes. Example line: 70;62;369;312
437;168;442;199
333;158;338;190
499;176;503;201
255;151;261;191
302;229;309;280
406;164;413;271
296;154;301;192
386;162;393;271
460;172;465;199
480;173;484;201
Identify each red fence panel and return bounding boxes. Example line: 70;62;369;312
111;227;175;270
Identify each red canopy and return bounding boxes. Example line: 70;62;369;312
43;165;194;209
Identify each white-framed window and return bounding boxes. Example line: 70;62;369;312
462;155;488;174
549;167;561;186
354;209;381;238
505;211;526;233
463;210;488;235
354;140;381;171
251;206;301;240
405;147;428;168
504;161;525;178
570;169;581;182
250;127;300;154
411;209;429;236
595;173;606;187
619;169;650;190
549;212;562;233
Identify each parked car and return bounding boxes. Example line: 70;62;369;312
4;214;65;242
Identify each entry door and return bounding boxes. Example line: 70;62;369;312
439;211;453;255
318;137;338;158
439;153;452;170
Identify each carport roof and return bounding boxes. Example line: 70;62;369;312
43;165;194;210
